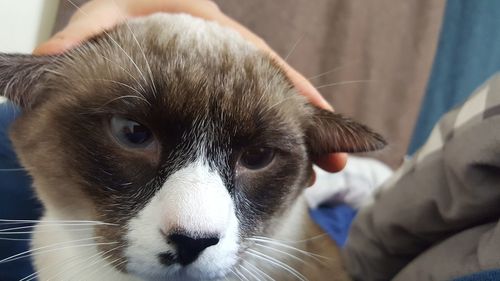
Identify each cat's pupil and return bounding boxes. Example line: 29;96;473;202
240;147;275;170
111;116;153;148
123;123;150;144
115;120;151;146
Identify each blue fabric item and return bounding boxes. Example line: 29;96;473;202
408;0;500;154
309;204;357;247
452;269;500;281
0;102;41;281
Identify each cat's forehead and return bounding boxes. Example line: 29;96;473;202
66;13;288;90
55;13;307;126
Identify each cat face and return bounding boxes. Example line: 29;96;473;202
0;14;384;281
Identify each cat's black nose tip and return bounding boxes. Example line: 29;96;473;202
168;233;220;266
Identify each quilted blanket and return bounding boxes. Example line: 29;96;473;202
343;73;500;281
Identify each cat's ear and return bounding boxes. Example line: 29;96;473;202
306;106;386;156
0;53;54;109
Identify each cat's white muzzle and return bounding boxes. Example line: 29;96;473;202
125;160;240;280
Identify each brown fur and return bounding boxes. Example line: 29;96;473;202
0;14;384;281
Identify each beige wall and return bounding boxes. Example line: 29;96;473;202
215;0;446;167
0;0;59;53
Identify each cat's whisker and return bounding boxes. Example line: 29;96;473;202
99;94;151;108
255;39;303;111
96;54;148;94
244;260;276;281
0;236;103;264
2;241;118;264
307;61;361;81
78;78;150;106
314;79;378;90
0;219;116;225
262;96;297;115
20;254;82;281
256;80;272;107
67;45;148;95
247;237;330;261
101;258;128;280
0;168;25;171
253;242;308;265
43;68;67;78
66;0;152;91
0;223;104;232
246;249;309;281
239;263;264;281
65;253;114;281
284;34;305;62
235;267;251;281
69;256;115;281
22;246;124;281
71;247;125;281
235;193;269;215
256;70;287;110
253;233;329;244
0;237;31;241
287;233;330;243
0;228;95;235
113;0;158;98
230;268;245;281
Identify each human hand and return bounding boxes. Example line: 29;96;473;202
34;0;347;173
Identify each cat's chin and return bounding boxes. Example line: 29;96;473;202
128;265;233;281
125;246;238;281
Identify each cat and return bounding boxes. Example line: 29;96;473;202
0;13;385;281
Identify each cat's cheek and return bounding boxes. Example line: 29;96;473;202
123;160;240;280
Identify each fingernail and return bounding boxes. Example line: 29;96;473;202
322;100;334;111
33;38;76;56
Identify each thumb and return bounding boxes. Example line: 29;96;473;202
33;32;81;55
33;1;126;55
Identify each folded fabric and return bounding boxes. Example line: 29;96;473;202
309;204;357;247
343;73;500;281
306;157;392;247
305;157;393;209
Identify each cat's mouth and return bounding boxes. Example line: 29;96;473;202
125;230;239;281
128;258;235;281
158;251;177;266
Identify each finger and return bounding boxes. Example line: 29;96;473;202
34;0;345;171
35;0;332;111
154;1;344;170
314;153;348;173
33;34;80;56
284;65;334;111
34;0;127;55
129;0;333;111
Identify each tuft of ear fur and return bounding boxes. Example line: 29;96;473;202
306;107;386;156
0;53;54;108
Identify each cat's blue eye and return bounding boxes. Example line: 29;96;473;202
110;116;154;149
